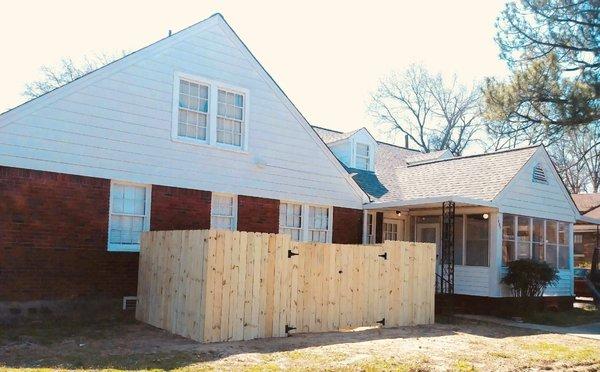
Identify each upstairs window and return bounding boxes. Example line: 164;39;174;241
217;89;244;147
108;182;151;252
178;79;209;141
211;194;237;230
172;73;248;151
355;143;370;170
532;163;548;184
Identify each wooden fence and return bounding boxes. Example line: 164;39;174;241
136;230;435;343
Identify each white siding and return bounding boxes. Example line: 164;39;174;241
495;149;578;222
545;271;574;296
455;266;490;296
0;16;364;209
329;140;351;167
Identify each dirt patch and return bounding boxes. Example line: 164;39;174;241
1;316;599;371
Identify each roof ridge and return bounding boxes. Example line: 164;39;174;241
407;145;541;167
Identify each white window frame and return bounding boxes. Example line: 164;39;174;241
355;142;371;171
107;180;152;252
278;201;333;243
210;193;238;231
279;202;303;241
171;72;250;152
382;220;400;241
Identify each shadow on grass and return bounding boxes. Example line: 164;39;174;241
0;314;550;371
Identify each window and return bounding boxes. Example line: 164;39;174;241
279;202;302;241
454;216;464;265
172;73;248;150
366;213;375;244
355;143;370;171
217;89;244;147
279;203;332;242
177;79;209;141
502;214;571;270
532;163;548;184
308;206;329;242
383;222;399;241
211;194;237;230
574;234;584;257
465;214;489;266
108;182;151;252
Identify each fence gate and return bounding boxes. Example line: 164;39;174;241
136;230;436;343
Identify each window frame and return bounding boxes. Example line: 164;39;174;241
355;142;371;171
278;201;333;243
210;193;238;231
171;72;250;152
107;180;152;252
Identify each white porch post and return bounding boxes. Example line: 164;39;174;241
569;222;575;296
488;212;503;297
362;210;369;244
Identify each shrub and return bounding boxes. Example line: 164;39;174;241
501;259;559;298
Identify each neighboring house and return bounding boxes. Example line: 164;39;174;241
0;14;597;316
572;193;600;267
314;126;596;310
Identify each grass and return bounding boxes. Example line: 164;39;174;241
522;341;600;364
524;304;600;327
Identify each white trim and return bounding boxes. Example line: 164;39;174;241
172;71;250;152
107;180;152;252
364;196;497;210
210;192;238;230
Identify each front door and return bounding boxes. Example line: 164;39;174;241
416;223;441;260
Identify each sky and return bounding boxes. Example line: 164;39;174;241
0;1;508;143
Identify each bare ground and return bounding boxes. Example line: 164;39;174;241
1;315;599;371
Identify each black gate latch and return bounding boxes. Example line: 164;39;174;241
376;318;386;326
378;252;387;260
288;250;299;258
285;325;297;334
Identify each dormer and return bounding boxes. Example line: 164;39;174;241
326;128;378;171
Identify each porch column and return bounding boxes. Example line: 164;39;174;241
375;212;384;243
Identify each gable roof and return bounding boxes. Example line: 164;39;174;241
0;14;369;205
312;126;378;146
572;193;600;214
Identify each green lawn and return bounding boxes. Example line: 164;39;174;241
524;304;600;327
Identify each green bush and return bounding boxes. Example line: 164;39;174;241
501;259;559;298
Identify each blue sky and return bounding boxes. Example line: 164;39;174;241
0;0;508;142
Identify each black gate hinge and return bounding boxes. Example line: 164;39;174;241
378;252;387;260
288;250;299;258
376;318;385;326
285;325;296;334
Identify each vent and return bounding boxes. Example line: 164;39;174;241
532;163;548;184
122;296;137;311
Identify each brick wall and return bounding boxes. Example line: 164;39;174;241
0;166;138;301
151;185;211;231
332;207;363;244
237;195;279;233
575;230;598;266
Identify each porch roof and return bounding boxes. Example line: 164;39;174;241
363;195;496;210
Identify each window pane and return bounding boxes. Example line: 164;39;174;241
502;240;515;266
465;214;489;266
356;156;369;170
356;143;369;156
517;216;531;242
558;245;569;269
502;214;515;240
211;195;235;230
532;218;544;242
546;244;558;268
574;234;584;255
454;215;464;265
546;221;557;244
558;222;569;245
532;242;545;261
517;242;531;259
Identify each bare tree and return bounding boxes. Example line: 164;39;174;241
23;52;126;99
548;137;589;193
369;65;483;155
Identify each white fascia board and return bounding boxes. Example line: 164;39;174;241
363;196;497;210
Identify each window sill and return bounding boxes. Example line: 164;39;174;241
171;136;249;154
108;243;140;253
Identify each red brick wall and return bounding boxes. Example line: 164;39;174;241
574;230;598;266
0;166;138;301
237;195;280;233
151;185;211;231
332;207;363;244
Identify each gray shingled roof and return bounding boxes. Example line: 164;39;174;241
312;126;539;204
572;193;600;213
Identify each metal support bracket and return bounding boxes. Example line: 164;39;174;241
378;252;387;260
376;318;385;326
288;250;299;259
285;325;296;334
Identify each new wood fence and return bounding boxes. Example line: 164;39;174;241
136;230;435;343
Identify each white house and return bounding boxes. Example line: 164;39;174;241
0;13;596;315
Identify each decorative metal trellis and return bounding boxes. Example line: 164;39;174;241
439;201;456;295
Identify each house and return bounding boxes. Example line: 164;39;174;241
572;193;600;267
0;13;597;317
